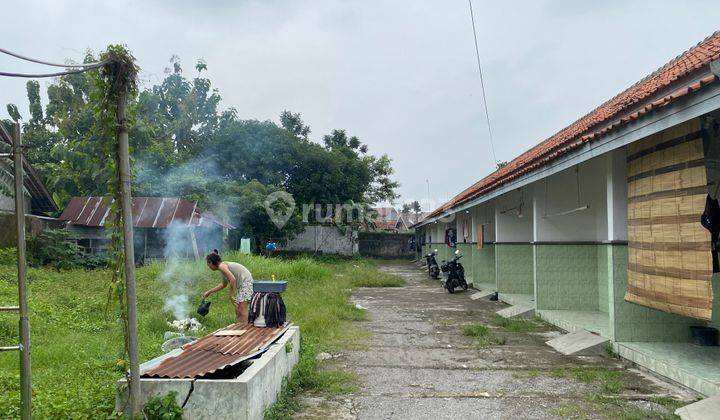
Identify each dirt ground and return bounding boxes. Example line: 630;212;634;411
295;261;697;419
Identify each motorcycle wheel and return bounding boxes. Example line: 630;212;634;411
462;282;468;291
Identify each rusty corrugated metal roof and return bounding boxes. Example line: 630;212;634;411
58;197;234;229
143;323;290;379
0;128;58;215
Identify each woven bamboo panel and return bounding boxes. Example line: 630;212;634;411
625;118;713;321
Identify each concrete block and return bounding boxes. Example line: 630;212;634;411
496;304;534;319
675;395;720;419
470;290;495;300
546;330;608;356
118;326;301;420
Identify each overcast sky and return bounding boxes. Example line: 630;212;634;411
1;1;719;210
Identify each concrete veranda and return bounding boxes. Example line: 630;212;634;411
296;261;696;419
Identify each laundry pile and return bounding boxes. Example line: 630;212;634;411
248;292;286;328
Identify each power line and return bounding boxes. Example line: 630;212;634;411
0;47;106;68
467;0;497;165
0;63;105;78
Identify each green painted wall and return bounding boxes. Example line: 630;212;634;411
535;244;599;311
456;243;474;284
597;245;610;313
496;244;534;295
472;243;496;288
710;273;720;331
609;245;703;342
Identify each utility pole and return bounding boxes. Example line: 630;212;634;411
13;123;31;420
116;87;140;417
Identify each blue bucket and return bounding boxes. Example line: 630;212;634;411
253;280;288;293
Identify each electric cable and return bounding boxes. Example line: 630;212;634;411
468;0;498;165
0;47;107;68
0;63;105;78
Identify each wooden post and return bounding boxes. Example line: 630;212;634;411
190;228;200;260
116;88;141;417
13;123;31;420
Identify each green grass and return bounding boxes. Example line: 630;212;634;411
462;323;504;347
550;367;624;394
0;252;403;418
490;315;538;332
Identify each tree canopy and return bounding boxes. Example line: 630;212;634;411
6;55;399;245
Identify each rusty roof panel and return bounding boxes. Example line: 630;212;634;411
143;323;289;379
60;197;234;229
136;198;163;228
76;197;102;225
131;197;147;227
87;197;112;226
155;198;180;228
59;197;86;222
173;200;196;226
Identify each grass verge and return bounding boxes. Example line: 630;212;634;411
0;252;403;418
490;315;539;332
462;323;505;347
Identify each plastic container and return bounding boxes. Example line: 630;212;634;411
690;326;719;346
253;280;288;293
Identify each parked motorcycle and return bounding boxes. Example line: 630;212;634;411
440;250;468;293
425;249;440;279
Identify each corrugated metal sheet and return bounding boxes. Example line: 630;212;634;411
0;129;58;215
58;197;234;229
143;323;290;379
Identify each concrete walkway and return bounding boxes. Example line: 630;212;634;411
296;261;694;419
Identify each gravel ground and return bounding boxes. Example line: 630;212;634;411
294;261;694;419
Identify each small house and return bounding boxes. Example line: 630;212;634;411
59;197;234;261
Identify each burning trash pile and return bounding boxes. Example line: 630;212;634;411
161;318;202;352
168;317;203;332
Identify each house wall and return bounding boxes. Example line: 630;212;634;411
284;225;358;256
358;232;414;258
0;210;62;248
496;244;534;295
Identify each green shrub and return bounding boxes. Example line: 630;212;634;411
0;248;15;266
27;229;108;270
142;391;183;420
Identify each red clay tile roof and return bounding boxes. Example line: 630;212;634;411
373;207;399;220
143;323;290;379
424;31;720;222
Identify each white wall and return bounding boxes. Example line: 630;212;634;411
284;225;358;255
606;148;628;241
532;156;608;242
495;186;533;242
469;202;495;243
455;211;472;244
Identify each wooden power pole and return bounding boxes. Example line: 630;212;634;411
13;123;31;420
116;87;141;417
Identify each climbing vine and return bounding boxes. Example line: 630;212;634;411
92;45;139;400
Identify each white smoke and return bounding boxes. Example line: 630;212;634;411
160;221;198;320
135;157;231;320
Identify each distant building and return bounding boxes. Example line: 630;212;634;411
0;133;57;215
414;32;720;397
395;211;430;232
371;206;400;232
59;196;234;261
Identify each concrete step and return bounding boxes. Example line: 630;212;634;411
675;394;720;419
470;290;495;300
545;329;608;356
496;304;534;319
